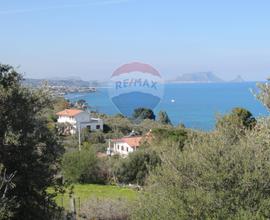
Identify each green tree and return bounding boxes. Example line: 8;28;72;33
114;149;160;185
132;108;156;121
151;128;188;150
62;148;103;184
217;107;256;129
103;115;133;136
157;111;172;125
0;64;64;219
216;107;256;144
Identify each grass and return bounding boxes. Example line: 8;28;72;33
49;184;138;210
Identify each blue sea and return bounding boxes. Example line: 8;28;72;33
65;82;268;131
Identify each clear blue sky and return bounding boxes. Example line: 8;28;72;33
0;0;270;81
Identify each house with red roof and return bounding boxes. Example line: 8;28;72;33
107;130;152;157
56;109;103;135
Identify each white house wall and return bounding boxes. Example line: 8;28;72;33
113;142;134;156
57;112;103;134
57;116;76;124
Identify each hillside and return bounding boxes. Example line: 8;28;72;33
170;72;224;83
230;75;245;83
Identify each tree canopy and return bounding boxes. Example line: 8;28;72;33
132;108;156;121
0;64;64;219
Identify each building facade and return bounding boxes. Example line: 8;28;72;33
56;109;103;134
107;136;143;157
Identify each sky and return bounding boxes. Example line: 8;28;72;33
0;0;270;81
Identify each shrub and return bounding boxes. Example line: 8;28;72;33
104;116;133;136
133;119;270;219
62;148;103;184
215;107;256;145
114;149;160;185
151;127;188;150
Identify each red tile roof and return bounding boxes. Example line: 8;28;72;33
56;109;83;117
111;130;152;149
111;137;142;148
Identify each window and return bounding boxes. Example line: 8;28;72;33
126;147;129;152
96;125;100;129
121;146;124;151
87;125;91;131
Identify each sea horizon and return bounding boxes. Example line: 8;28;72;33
65;81;268;131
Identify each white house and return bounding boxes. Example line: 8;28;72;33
56;109;103;134
107;131;152;157
107;136;142;157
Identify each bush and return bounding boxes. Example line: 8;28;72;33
62;148;103;184
151;127;188;150
114;149;160;185
133;119;270;219
104;115;133;136
215;107;256;145
81;129;106;144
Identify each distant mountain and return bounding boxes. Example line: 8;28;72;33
230;75;245;83
169;72;224;83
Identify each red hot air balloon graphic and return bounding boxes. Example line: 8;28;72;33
109;62;164;116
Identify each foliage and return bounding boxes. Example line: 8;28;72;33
62;149;97;184
216;107;256;144
151;127;188;150
216;107;256;129
135;119;172;134
114;149;161;185
81;129;106;144
133;119;270;220
0;64;64;219
157;111;172;125
44;97;69;123
0;168;15;219
57;122;73;136
62;148;104;184
91;143;108;153
103;115;134;136
100;114;171;139
132;108;156;121
254;80;270;110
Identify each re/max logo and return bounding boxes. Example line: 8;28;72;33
115;79;158;90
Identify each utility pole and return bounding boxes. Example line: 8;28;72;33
78;123;81;151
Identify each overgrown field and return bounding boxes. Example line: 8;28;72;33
49;184;138;210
